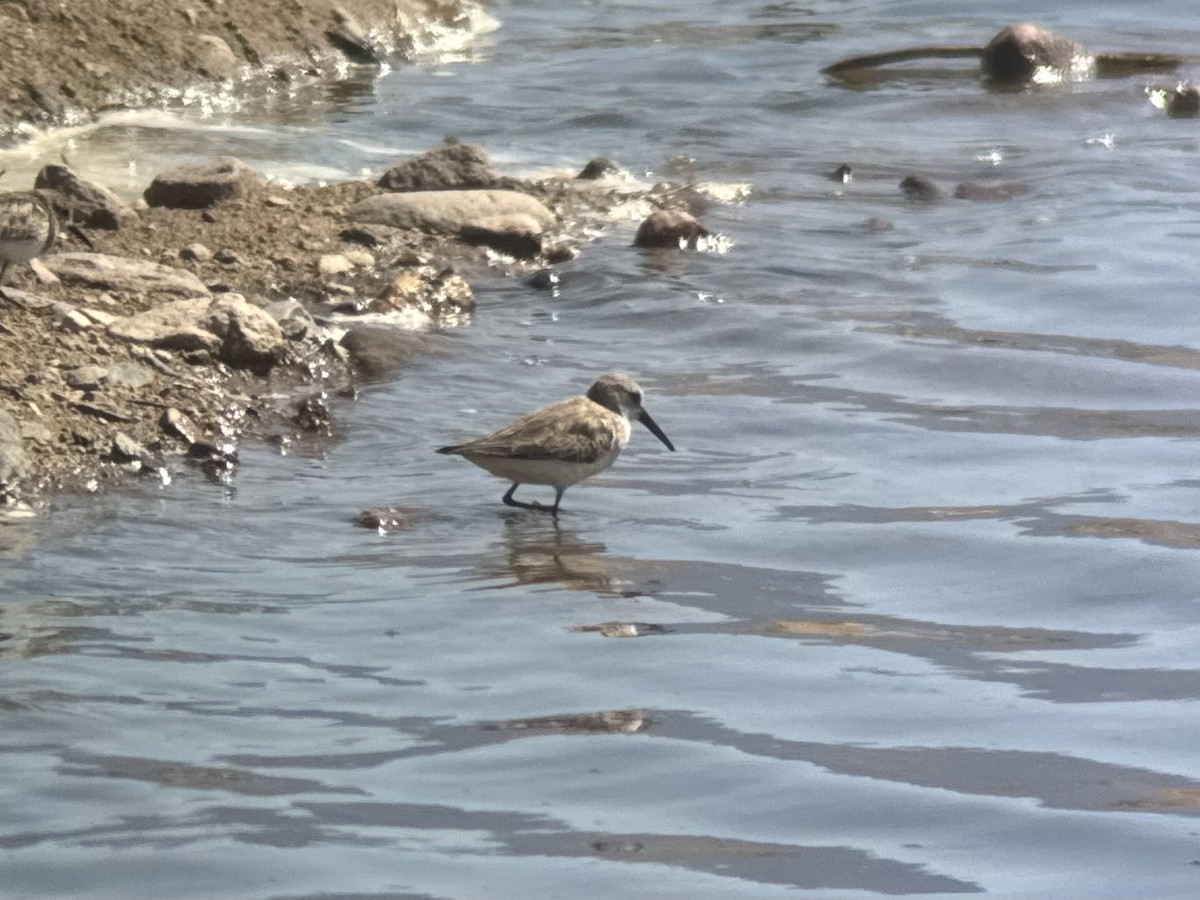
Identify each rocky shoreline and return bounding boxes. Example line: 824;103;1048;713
0;1;711;508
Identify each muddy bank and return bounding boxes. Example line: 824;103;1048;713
0;0;474;136
0;1;709;506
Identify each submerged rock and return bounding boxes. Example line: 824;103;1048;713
900;175;944;202
633;209;710;249
982;23;1086;84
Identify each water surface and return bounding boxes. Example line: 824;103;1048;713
2;1;1198;898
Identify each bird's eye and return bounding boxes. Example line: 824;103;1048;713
632;392;643;406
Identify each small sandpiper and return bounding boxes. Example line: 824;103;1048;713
0;190;58;300
437;372;675;515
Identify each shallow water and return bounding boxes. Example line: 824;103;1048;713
2;1;1198;898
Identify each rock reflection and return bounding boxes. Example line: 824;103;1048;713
484;709;649;734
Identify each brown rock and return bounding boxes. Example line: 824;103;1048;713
634;210;710;249
982;23;1083;85
377;143;502;192
143;157;261;209
459;214;544;259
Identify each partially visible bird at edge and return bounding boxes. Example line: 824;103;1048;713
0;190;58;301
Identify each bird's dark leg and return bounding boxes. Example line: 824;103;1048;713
549;487;565;516
502;483;560;514
0;260;10;301
502;483;542;511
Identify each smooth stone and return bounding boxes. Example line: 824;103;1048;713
180;243;213;262
459;214;543;259
41;252;210;297
377;142;501;192
318;254;355;276
348;190;554;235
64;365;109;389
143;156;260;209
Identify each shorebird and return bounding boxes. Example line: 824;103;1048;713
437;372;675;514
0;190;58;300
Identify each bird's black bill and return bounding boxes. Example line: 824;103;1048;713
638;410;675;451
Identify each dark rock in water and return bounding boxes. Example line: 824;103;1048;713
143;156;260;209
377;143;501;192
828;163;853;183
0;401;28;499
354;506;416;532
864;217;894;232
1149;83;1199;118
325;7;380;65
954;181;1030;201
526;268;559;291
634;209;710;249
900;175;944;202
577;157;621;180
459;214;543;259
34;164;137;230
294;394;333;434
982;23;1082;85
339;327;427;381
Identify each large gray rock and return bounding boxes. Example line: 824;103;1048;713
143;157;260;209
377;143;501;192
41;253;210;297
207;294;286;374
348;190;554;235
34;165;137;230
0;401;27;498
108;294;285;373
